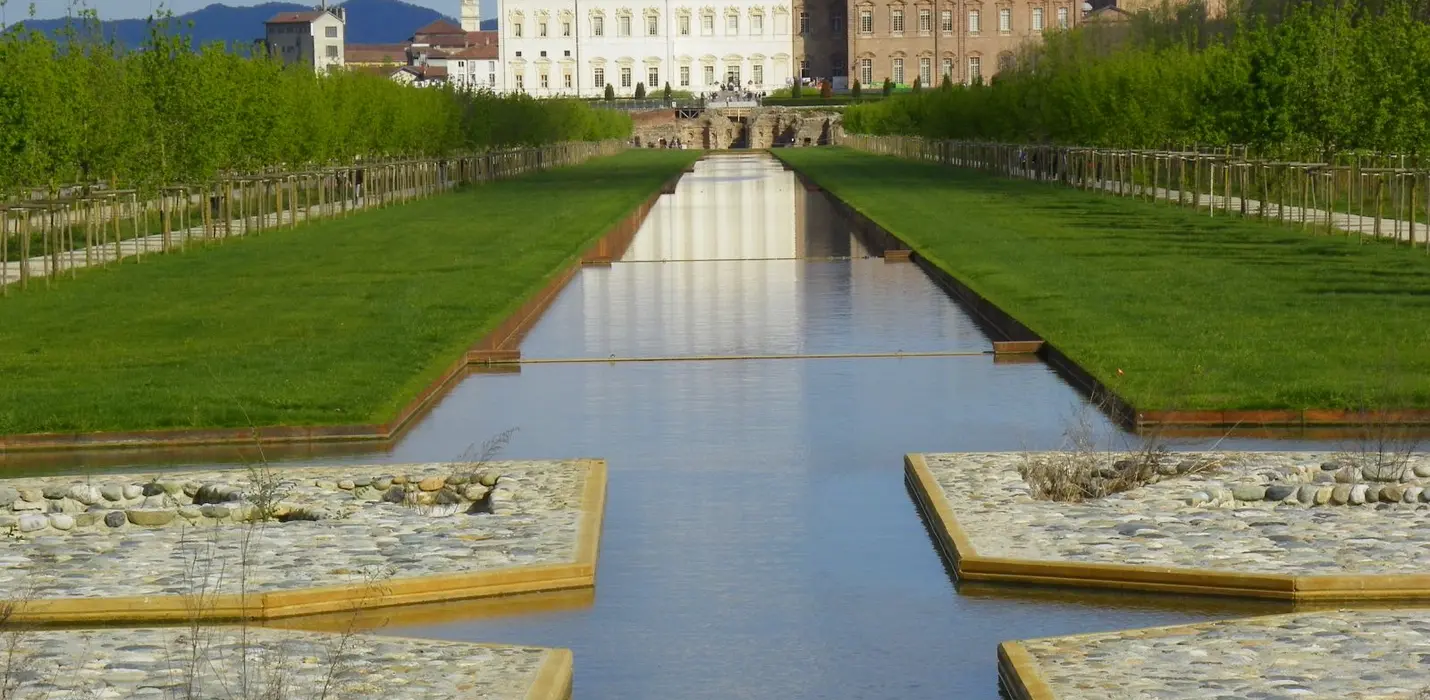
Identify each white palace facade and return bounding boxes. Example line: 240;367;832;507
499;0;796;97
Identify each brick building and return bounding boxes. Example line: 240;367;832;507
846;0;1081;87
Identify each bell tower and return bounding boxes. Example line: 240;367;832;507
460;0;481;30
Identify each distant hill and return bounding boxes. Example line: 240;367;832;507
19;0;463;47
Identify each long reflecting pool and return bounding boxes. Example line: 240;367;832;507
16;153;1341;697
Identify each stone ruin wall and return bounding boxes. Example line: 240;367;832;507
631;108;844;150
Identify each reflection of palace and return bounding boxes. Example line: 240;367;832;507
583;157;802;356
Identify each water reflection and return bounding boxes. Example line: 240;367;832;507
3;154;1357;698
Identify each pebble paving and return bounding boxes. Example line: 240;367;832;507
0;460;591;600
1013;610;1430;699
0;627;554;699
923;451;1430;575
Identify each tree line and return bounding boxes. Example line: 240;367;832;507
0;12;632;195
844;0;1430;158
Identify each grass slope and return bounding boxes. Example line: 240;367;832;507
0;150;699;435
777;148;1430;411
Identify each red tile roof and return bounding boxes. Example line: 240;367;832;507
412;19;465;36
450;45;498;60
266;10;324;24
465;30;498;46
345;43;410;64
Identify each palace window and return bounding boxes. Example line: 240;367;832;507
967;9;979;32
998;7;1011;31
704;64;715;84
799;10;809;33
833;13;844;31
515;73;525;89
1056;6;1068;26
648;14;659;34
941;9;952;30
752;13;763;33
941;57;952;80
892;58;904;83
918;8;931;31
727;14;738;32
564;71;573;88
540;71;549;88
859;9;873;33
967;56;981;82
891;9;904;32
539;21;548;36
619;15;631;36
563;20;572;35
514;21;523;37
859;58;872;84
594;66;605;86
325;26;338;37
680;65;691;85
649;67;659;86
919;56;931;84
752;64;763;83
593;16;604;35
702;13;715;34
1032;7;1043;30
620;66;632;87
680;15;691;34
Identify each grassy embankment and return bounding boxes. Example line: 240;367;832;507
777;147;1430;411
0;149;700;435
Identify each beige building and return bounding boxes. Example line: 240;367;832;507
794;0;850;84
264;4;347;72
846;0;1079;87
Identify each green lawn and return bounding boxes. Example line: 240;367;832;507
0;149;699;435
777;147;1430;411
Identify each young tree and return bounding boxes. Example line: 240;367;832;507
912;76;922;93
852;79;862;97
663;82;672;100
634;82;646;98
882;77;894;96
604;83;615;100
791;80;803;98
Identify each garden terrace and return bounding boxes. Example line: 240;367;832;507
1001;610;1430;700
776;147;1430;416
909;452;1430;601
0;627;570;699
0;149;698;439
0;460;604;622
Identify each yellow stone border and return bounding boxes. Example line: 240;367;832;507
905;453;1430;602
997;641;1054;700
528;648;575;700
9;459;607;625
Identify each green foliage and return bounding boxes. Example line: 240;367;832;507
911;77;922;94
605;83;616;100
852;80;862;97
0;13;631;193
881;78;894;97
843;0;1430;156
663;82;672;100
634;81;647;99
791;80;803;98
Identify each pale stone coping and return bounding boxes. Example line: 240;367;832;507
1006;610;1430;700
0;626;566;700
0;461;592;601
922;451;1430;576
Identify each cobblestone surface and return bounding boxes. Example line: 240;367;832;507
923;451;1430;575
0;460;592;599
1014;610;1430;699
0;627;554;699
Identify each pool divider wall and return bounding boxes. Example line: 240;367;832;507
997;641;1054;700
528;649;575;700
6;458;607;625
906;453;1430;601
776;152;1430;430
0;173;678;454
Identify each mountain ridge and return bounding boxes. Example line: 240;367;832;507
16;0;496;48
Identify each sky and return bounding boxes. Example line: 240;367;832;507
13;0;492;22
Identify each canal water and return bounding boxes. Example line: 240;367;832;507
19;153;1330;698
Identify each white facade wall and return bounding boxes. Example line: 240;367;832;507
265;12;345;71
501;0;794;97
